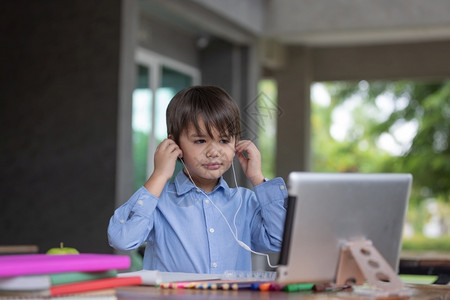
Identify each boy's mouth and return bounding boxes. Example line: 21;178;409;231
203;162;222;170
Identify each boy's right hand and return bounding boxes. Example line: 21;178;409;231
144;139;183;197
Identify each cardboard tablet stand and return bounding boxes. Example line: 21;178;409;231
336;239;410;297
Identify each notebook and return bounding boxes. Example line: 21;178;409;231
0;254;130;278
275;172;412;285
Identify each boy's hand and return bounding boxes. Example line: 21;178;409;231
235;140;265;186
154;138;183;179
144;139;182;197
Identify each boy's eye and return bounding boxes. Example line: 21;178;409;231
220;139;230;144
194;139;206;144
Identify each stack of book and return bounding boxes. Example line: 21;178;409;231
0;253;142;298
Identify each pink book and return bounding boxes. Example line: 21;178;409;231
0;254;130;277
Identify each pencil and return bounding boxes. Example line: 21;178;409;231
284;283;314;292
228;282;254;290
258;282;272;291
269;283;283;291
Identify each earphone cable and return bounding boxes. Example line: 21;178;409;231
179;157;278;268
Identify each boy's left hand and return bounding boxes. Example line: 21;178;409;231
235;140;265;186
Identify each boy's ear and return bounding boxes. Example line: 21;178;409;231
169;134;183;158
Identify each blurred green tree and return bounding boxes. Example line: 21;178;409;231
310;80;450;241
312;80;450;205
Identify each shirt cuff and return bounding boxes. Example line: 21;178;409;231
254;177;287;206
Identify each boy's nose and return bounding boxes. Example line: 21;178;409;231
205;143;221;158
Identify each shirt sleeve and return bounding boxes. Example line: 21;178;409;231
107;186;159;251
250;177;288;252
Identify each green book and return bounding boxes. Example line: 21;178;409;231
50;270;118;286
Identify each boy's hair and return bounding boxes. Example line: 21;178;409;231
166;86;241;144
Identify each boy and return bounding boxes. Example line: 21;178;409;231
108;86;287;274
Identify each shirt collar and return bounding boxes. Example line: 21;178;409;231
174;170;230;197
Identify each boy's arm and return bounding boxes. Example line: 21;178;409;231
250;178;288;252
235;140;286;251
108;138;181;250
107;187;159;250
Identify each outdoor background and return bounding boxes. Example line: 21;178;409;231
258;79;450;254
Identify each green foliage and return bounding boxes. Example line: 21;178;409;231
313;80;450;204
402;235;450;252
311;101;391;173
398;82;450;203
310;80;450;249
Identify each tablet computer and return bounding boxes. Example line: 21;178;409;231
276;172;412;284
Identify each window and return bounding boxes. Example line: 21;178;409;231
132;48;200;189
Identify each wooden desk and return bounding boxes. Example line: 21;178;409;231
116;284;449;299
400;251;450;285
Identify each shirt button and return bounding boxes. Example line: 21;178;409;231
209;228;215;233
137;200;144;206
120;219;125;224
280;185;285;190
212;262;218;268
205;199;210;204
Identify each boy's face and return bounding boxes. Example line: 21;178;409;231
178;117;236;190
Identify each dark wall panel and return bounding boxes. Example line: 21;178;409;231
0;0;122;253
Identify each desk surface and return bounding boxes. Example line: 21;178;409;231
116;284;449;299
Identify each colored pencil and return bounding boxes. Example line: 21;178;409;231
258;282;272;291
159;279;268;290
283;283;314;292
219;282;256;290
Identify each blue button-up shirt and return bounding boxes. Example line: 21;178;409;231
108;171;287;274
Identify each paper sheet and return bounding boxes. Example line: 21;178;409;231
117;270;221;285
